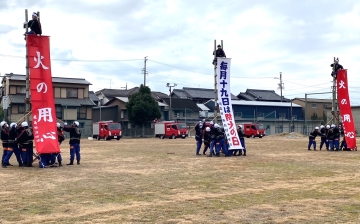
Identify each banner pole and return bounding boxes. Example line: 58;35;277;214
214;40;218;124
25;9;30;122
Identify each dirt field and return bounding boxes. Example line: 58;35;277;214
1;134;360;224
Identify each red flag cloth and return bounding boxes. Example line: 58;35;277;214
337;70;357;149
27;35;60;154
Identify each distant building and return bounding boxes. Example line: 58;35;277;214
292;98;332;121
237;89;290;102
171;87;237;104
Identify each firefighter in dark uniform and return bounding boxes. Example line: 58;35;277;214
330;58;343;78
7;123;23;167
319;125;327;150
208;121;217;157
55;123;65;166
308;126;321;151
17;122;34;167
1;121;10;168
339;125;348;151
63;121;81;165
212;45;226;67
327;125;335;151
332;124;340;151
214;123;231;157
233;124;246;156
202;127;211;155
325;125;331;150
194;122;203;156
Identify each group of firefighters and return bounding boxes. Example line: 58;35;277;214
308;124;349;151
194;120;246;157
1;121;82;168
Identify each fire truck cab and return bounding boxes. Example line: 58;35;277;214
154;121;189;139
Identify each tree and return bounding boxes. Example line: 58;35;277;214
126;85;161;137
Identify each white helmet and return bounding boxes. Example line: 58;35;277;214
0;121;7;127
205;127;211;132
238;124;243;129
73;121;79;127
326;125;330;129
315;126;319;130
202;119;205;122
21;121;28;127
56;123;61;128
320;125;324;129
10;123;17;128
214;123;219;128
210;121;214;125
331;124;336;128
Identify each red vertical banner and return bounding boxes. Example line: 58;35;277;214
337;70;357;149
27;35;60;154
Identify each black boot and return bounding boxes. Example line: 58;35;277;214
66;160;74;165
59;161;62;167
2;163;6;168
77;160;80;165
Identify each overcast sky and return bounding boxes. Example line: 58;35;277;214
1;0;360;105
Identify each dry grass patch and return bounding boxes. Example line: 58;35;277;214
0;136;360;223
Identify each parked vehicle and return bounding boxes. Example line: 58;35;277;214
154;121;189;139
93;121;122;140
239;123;265;138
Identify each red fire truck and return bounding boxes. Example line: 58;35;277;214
239;123;265;138
154;121;189;139
92;121;122;140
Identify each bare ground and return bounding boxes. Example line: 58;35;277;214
1;135;360;224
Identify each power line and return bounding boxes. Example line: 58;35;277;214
0;54;143;62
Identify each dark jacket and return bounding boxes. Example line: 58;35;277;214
333;127;340;139
63;126;81;144
309;130;321;139
17;127;34;147
8;126;18;148
213;49;226;58
25;19;42;35
1;127;9;147
214;127;225;141
57;127;65;144
237;128;244;139
320;128;326;139
203;131;211;145
330;63;343;72
194;124;203;141
327;129;335;140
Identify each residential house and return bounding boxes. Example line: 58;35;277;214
161;98;201;123
171;87;238;104
1;73;95;137
237;89;290;102
292;98;332;121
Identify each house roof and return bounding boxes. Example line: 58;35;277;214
196;103;210;111
7;94;95;106
96;88;169;101
108;97;168;107
237;89;290;102
293;98;333;103
89;91;99;103
232;100;301;107
176;87;238;100
162;98;201;111
3;73;92;85
172;89;189;99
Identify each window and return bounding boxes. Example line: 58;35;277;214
54;87;61;98
17;86;26;94
66;88;78;98
251;125;256;130
292;115;297;120
18;104;25;113
257;112;264;117
78;106;86;119
78;89;84;99
311;103;317;108
172;124;177;129
279;113;286;119
56;106;62;119
234;112;242;118
323;104;328;109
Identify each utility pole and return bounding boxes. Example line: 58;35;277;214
213;39;223;124
143;56;148;86
166;83;177;120
331;57;339;126
25;9;30;122
276;72;284;102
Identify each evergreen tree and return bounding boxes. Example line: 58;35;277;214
126;85;161;136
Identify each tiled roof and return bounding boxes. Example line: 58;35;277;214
162;98;201;111
232;100;302;107
4;73;92;85
182;87;238;100
7;94;95;106
97;88;169;101
237;89;289;102
196;103;210;111
172;89;189;99
89;91;99;102
108;97;168;107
